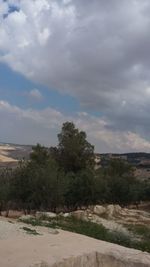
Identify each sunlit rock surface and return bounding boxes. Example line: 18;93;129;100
0;218;150;267
49;250;150;267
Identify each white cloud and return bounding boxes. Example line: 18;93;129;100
0;100;150;152
1;1;150;149
28;89;43;101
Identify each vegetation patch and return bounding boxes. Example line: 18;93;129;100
21;226;41;235
1;122;150;216
8;220;14;224
20;215;150;253
0;122;150;253
127;224;150;238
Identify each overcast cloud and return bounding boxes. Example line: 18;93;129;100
1;100;150;153
0;0;150;151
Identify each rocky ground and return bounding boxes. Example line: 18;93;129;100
0;204;150;266
71;204;150;233
0;216;150;267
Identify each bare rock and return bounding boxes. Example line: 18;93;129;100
19;215;34;221
0;218;150;267
93;205;106;216
1;210;24;219
39;247;150;267
63;213;70;218
71;210;87;220
48;229;59;235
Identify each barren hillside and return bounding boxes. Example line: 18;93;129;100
0;143;32;168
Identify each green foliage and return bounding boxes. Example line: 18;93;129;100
30;144;49;165
95;159;141;205
140;180;150;201
10;159;65;211
20;215;150;253
0;122;149;214
1;122;150;254
127;224;150;239
65;169;96;209
21;226;41;235
0;168;13;212
106;159;133;177
53;122;95;173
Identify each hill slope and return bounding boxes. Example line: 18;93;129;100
0;143;32;168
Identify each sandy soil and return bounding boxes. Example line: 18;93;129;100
0;145;15;151
0;145;17;162
0;154;17;162
0;217;150;267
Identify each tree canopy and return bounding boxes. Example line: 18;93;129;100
51;122;95;173
0;121;150;214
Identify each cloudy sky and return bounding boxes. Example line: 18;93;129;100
0;0;150;152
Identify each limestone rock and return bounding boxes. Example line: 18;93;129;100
48;229;59;235
63;213;70;218
1;210;24;218
1;218;150;267
71;210;87;220
93;205;106;216
37;249;150;267
19;215;34;221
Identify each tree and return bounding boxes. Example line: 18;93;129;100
51;122;95;173
10;158;65;212
28;159;65;212
0;169;12;215
103;160;137;205
94;159;140;205
64;169;96;209
10;161;32;212
30;144;49;165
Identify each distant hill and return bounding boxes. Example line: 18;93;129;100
99;152;150;165
0;143;32;168
0;143;150;181
97;152;150;181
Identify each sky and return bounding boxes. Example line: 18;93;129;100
1;0;150;153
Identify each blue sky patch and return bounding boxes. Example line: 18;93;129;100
0;63;80;113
